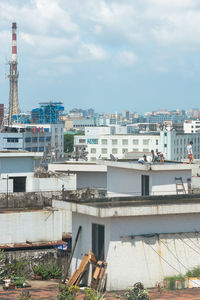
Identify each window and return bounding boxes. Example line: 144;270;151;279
141;175;149;196
25;137;31;143
7;138;19;143
133;148;139;152
91;148;96;153
25;147;31;151
87;138;98;144
143;139;149;145
112;139;118;145
39;137;45;142
92;224;104;260
112;148;118;154
133;139;139;145
122;139;128;145
101;148;107;154
39;147;44;152
156;139;158;145
32;147;37;152
122;148;128;154
101;139;107;145
79;139;86;143
143;148;149;152
32;137;38;143
91;157;96;161
164;144;167;147
46;136;51;142
164;132;167;136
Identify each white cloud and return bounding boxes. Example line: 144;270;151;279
116;51;137;66
1;0;200;75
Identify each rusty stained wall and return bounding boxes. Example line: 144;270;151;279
72;212;200;290
0;209;62;245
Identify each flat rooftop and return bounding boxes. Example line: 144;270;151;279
0;151;43;158
98;160;192;171
53;193;200;218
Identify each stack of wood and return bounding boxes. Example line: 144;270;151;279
90;260;107;292
67;251;107;292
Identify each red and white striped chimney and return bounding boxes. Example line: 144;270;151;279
12;22;17;62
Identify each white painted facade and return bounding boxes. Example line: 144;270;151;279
48;162;107;189
54;199;200;290
0;209;62;246
0;152;76;193
74;129;200;162
184;120;200;133
102;161;192;197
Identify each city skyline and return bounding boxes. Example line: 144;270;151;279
1;0;200;113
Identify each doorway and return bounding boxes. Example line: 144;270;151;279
92;224;105;260
141;175;149;196
9;176;26;192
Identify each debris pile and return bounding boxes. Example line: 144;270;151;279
67;251;107;292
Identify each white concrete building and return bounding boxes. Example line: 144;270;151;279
53;195;200;290
48;162;107;189
101;160;192;197
184;120;200;133
0;208;62;246
0;151;76;193
74;128;200;162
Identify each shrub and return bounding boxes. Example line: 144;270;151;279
185;266;200;277
14;276;26;288
0;250;6;281
164;275;185;290
17;291;32;300
57;284;79;300
5;258;28;278
32;263;62;280
125;282;151;300
84;288;105;300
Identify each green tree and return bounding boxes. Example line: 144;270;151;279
64;134;74;153
64;133;83;153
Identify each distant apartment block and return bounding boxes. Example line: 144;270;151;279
184;120;200;133
1;122;64;158
74;127;200;161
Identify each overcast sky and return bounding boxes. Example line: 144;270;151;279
0;0;200;113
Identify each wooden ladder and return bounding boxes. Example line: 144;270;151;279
175;177;186;194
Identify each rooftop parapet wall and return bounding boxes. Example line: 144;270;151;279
0;188;106;210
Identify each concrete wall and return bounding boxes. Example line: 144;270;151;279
77;172;107;189
72;212;200;290
151;170;191;195
107;166;191;197
4;248;68;279
0;157;34;174
0;209;62;245
33;175;76;192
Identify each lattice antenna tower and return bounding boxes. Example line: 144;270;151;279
8;22;19;125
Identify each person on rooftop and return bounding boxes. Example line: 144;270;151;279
186;141;193;164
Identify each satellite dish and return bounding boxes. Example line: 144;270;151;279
110;154;116;161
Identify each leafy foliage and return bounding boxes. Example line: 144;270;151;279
14;276;26;288
84;288;105;300
125;282;151;300
64;133;83;153
164;275;185;290
186;266;200;277
32;263;62;280
17;291;32;300
5;258;28;278
57;284;79;300
0;250;6;281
